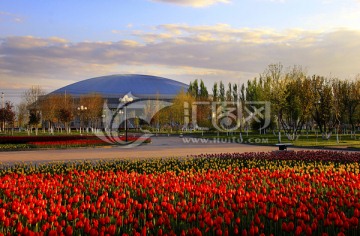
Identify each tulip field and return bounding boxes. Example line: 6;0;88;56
1;151;360;235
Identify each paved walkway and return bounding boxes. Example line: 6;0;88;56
0;136;319;164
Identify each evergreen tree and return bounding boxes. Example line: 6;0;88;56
199;80;208;99
212;82;218;102
232;83;238;102
226;82;232;101
189;79;199;98
219;81;225;102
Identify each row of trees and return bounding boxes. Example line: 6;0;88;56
151;64;359;140
35;92;103;134
1;86;104;135
244;64;360;140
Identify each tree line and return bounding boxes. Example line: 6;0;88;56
0;86;104;135
153;64;359;140
184;64;359;140
243;64;359;140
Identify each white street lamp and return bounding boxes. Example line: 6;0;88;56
119;95;134;142
77;105;87;134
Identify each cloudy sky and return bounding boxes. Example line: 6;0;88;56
1;0;360;104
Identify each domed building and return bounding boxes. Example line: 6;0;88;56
51;74;188;99
48;74;189;130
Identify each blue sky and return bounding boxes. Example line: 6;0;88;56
1;0;360;104
2;0;351;40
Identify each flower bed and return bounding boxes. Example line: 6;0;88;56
0;144;32;151
0;151;359;235
0;136;89;144
27;139;109;148
0;135;151;150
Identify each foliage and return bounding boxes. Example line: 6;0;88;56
219;81;225;102
232;83;238;102
57;108;73;125
23;86;46;108
28;109;41;126
16;102;28;129
212;82;218;102
168;90;195;130
310;75;336;138
79;93;104;130
186;63;359;139
279;68;313;140
226;82;232;101
188;79;199;98
0;102;15;130
38;93;74;133
199;80;208;99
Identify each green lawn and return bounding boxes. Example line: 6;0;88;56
191;131;360;148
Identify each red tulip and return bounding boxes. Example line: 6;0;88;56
65;226;73;236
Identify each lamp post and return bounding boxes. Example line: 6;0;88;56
77;105;87;134
118;110;124;136
120;95;133;142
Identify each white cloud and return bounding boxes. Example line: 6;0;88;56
149;0;230;7
259;0;286;2
302;0;360;30
1;25;360;103
0;11;24;23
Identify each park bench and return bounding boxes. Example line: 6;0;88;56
275;143;293;151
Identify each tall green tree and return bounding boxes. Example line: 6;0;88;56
246;78;261;102
279;74;313;140
232;83;238;102
311;75;336;139
239;84;246;104
167;90;195;130
344;80;359;131
332;79;347;133
199;80;208;100
219;81;225;102
188;79;199;98
226;82;232;101
212;82;218;102
198;80;211;128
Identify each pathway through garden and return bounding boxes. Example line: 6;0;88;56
0;135;329;164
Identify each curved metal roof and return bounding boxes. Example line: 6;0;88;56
50;74;188;98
